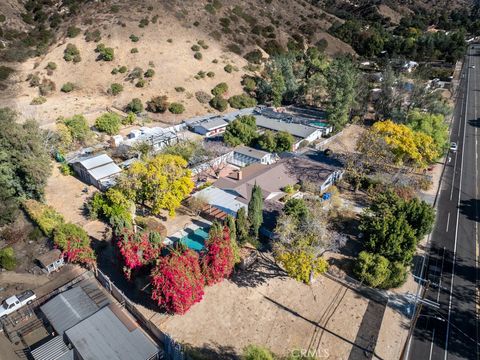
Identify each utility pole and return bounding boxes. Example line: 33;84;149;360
399;280;432;360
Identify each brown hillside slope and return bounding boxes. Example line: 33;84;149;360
0;0;355;127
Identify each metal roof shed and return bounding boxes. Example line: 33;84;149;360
31;336;74;360
65;305;159;360
40;286;101;334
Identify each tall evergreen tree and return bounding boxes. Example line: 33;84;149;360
248;184;263;239
225;215;237;243
235;207;249;245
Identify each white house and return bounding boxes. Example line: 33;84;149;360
228;146;277;167
192;117;229;137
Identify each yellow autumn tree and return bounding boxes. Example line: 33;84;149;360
371;120;438;168
119;154;194;216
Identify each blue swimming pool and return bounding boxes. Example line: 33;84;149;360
180;228;209;251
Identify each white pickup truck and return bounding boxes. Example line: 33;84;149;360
0;290;36;319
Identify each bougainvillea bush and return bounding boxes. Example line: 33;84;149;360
151;249;205;314
201;226;235;285
114;229;162;280
54;223;96;267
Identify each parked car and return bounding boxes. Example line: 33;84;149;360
0;290;36;318
450;142;458;152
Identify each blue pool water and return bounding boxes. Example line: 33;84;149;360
180;228;209;251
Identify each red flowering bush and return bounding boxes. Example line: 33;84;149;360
201;226;235;285
115;229;162;280
151;249;205;314
54;223;96;267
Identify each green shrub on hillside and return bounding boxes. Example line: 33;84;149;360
31;96;47;105
67;26;81;38
61;82;75;93
0;247;16;271
211;82;228;96
130;47;139;54
209;96;228;111
144;69;155;78
228;94;257;109
169;103;185;114
85;29;101;42
191;44;201;52
63;44;81;62
95;112;121;135
130;34;140;42
194;52;202;60
109;83;123;95
146;95;169;113
126;98;144;113
46;62;57;70
119;66;128;73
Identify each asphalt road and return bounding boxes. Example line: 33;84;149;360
407;45;480;360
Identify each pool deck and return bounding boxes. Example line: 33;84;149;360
164;218;212;246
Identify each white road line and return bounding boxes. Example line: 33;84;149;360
429;328;436;360
474;51;479;359
445;212;450;232
450;150;459;201
444;48;470;360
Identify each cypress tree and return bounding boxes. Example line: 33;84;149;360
248;184;263;239
225;215;237;243
235;207;249;245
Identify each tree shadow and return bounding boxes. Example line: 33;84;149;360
182;343;239;360
263;295;385;360
230;252;288;288
459;198;480;222
467;118;480;128
91;238;160;311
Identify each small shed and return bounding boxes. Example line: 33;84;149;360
36;250;64;274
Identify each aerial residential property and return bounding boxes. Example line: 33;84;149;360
0;1;478;360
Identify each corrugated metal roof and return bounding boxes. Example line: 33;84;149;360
31;336;73;360
79;154;113;170
195;117;228;131
65;305;159;360
234;146;269;160
255;115;319;138
40;286;100;334
194;186;247;216
88;162;122;181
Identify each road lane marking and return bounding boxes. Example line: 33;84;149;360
445;212;450;232
444;48;470;360
429;328;436;360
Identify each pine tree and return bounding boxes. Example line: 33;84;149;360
235;207;249;245
248;184;263;239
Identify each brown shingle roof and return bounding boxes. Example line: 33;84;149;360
36;249;62;267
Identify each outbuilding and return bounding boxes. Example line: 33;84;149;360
36;250;64;274
70;153;122;190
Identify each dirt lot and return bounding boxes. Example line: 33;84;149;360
317;125;366;154
44;165;108;240
151;255;373;359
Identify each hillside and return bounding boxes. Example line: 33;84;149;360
0;0;356;127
